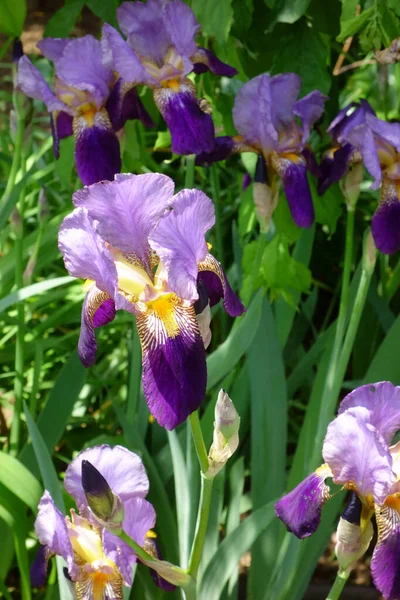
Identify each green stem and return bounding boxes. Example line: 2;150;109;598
9;136;27;457
185;155;196;189
189;411;209;474
326;570;350;600
0;117;24;210
188;475;213;579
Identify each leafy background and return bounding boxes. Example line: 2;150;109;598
1;0;400;598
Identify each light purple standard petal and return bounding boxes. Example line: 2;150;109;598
104;497;156;586
56;35;113;109
329;100;375;143
149;188;215;302
117;0;171;65
101;24;154;86
138;304;207;430
372;197;400;255
275;467;331;539
192;48;238;77
65;445;149;516
343;123;382;189
17;56;69;113
37;38;70;62
293;90;327;145
368;114;400;153
273;155;314;227
58;207;118;297
78;287;116;368
163;0;199;58
323;407;395;505
73;111;121;186
270;73;302;130
73;173;175;267
50;110;73;159
339;382;400;444
154;84;215;154
371;503;400;600
34;492;75;575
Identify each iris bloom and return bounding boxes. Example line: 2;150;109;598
17;35;153;186
101;0;237;155
318;100;400;254
31;445;165;597
58;173;244;429
275;381;400;600
196;73;327;228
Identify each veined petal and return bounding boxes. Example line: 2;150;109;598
198;255;245;317
293;90;327;144
272;154;314;227
345;123;382;189
17;56;69;113
153;82;215;155
37;37;70;62
103;497;156;586
34;492;75;577
163;0;199;59
339;382;400;445
323;407;395;505
101;24;154;86
56;35;113;109
372;181;400;255
73;173;175;267
50;110;73;159
75;569;123;600
317;144;354;195
78;286;116;368
149;188;215;302
371;500;400;600
106;80;154;131
138;303;207;430
192;47;238;77
73;110;121;186
275;465;332;538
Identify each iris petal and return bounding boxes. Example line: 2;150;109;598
198;254;245;317
371;501;400;600
78;287;116;368
272;154;314;228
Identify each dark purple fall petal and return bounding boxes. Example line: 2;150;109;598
317;143;354;195
79;291;116;368
74;115;121;186
30;545;49;588
371;504;400;600
154;86;215;155
137;305;207;430
106;80;154;131
275;157;315;227
302;147;321;179
192;47;238;77
198;254;246;317
50;111;73;159
275;469;331;538
372;200;400;255
195;136;236;166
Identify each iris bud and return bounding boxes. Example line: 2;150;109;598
362;230;377;274
215;389;240;440
206;390;240;479
335;493;373;573
81;460;124;529
342;162;363;210
253;155;278;233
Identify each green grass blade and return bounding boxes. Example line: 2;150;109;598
0;451;42;512
0;276;74;314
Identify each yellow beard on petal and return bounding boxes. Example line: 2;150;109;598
145;294;180;338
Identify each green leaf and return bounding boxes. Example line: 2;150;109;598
271;0;311;24
337;5;374;41
199;500;276;599
44;0;84;37
154;129;172;151
273;191;302;244
0;276;74;314
0;452;42;512
55;137;75;190
311;178;343;235
363;313;400;384
167;430;190;567
86;0;118;26
0;0;26;36
192;0;233;44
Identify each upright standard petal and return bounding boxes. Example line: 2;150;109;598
192;48;238;77
17;56;68;113
272;154;314;227
64;445;149;515
293;90;327;144
37;38;70;62
78;286;116;367
323;408;396;504
103;497;156;586
73;110;121;186
149;188;215;302
34;491;75;576
58;207;118;297
345;123;382;189
275;465;332;538
56;36;113;109
198;256;246;317
137;303;207;429
163;0;199;58
269;72;302;131
371;502;400;600
73;173;175;266
372;196;400;255
154;82;215;154
339;382;400;445
101;24;154;86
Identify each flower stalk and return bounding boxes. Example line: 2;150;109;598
326;569;351;600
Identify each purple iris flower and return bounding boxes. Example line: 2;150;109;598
17;35;153;186
31;445;166;597
318;100;400;254
101;0;237;155
58;173;245;430
275;381;400;600
196;73;327;228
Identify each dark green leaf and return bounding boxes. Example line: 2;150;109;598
44;0;84;37
86;0;118;26
0;0;26;36
192;0;234;44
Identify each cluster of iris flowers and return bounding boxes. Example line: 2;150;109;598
14;0;400;598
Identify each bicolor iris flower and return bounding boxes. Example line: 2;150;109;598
196;73;327;228
101;0;237;155
17;35;153;186
275;381;400;600
318;100;400;254
31;445;169;597
58;173;245;429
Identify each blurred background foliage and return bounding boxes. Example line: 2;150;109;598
1;0;400;598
